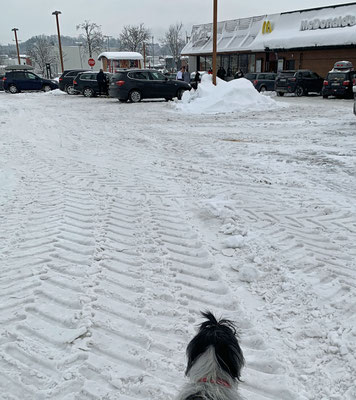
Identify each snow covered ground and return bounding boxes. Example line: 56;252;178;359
0;88;355;400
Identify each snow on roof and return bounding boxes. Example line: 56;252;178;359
182;2;356;55
98;52;143;61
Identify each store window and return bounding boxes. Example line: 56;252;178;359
286;60;295;70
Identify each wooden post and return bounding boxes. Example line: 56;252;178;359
52;11;64;73
143;43;146;68
212;0;218;85
12;28;21;65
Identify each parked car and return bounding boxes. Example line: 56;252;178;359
248;72;277;92
244;73;257;81
275;70;324;96
3;66;58;94
353;85;356;116
72;71;112;97
58;69;87;94
109;69;191;102
322;61;356;99
0;74;4;91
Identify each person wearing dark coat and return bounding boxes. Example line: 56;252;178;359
234;69;244;79
97;69;107;96
217;66;226;80
193;70;200;89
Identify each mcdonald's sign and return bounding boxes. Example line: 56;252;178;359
262;20;273;34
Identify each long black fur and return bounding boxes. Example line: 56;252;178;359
186;311;245;381
177;311;245;400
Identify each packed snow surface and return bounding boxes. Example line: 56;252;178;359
177;75;282;114
0;89;355;400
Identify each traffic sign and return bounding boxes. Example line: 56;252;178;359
88;58;95;67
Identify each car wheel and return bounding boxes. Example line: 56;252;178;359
66;85;76;95
296;86;304;97
177;89;185;100
83;87;95;97
277;92;284;97
354;101;356;116
8;84;19;94
259;86;267;93
129;90;142;103
43;85;51;92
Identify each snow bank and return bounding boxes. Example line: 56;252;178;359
176;74;283;115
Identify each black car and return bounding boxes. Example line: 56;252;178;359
109;69;191;102
0;74;4;91
245;72;277;92
73;71;111;97
59;69;87;94
3;66;58;94
322;61;356;99
275;70;324;96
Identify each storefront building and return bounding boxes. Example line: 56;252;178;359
181;3;356;78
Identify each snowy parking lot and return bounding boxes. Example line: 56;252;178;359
0;89;355;400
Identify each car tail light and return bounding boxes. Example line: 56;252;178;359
353;78;356;85
342;80;351;86
116;80;125;87
73;80;77;85
253;80;258;85
59;77;63;81
323;80;328;86
2;77;6;81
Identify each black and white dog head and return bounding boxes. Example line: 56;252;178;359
177;311;245;400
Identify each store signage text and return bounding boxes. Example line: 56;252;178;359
262;20;273;34
300;15;356;31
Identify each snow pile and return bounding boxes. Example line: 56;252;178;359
176;74;283;115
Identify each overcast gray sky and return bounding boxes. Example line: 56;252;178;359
0;0;353;45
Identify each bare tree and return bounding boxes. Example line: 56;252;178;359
161;22;185;69
76;20;104;58
119;24;151;53
27;36;59;75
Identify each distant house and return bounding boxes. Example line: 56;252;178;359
98;52;143;72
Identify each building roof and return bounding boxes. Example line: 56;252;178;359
98;52;143;61
181;2;356;55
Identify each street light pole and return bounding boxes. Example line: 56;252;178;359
212;0;218;85
104;35;112;51
152;36;154;69
12;28;21;65
76;42;83;68
52;11;64;73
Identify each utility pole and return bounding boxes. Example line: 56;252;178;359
212;0;218;85
52;11;64;73
12;28;21;65
143;42;146;68
104;35;112;51
152;36;154;69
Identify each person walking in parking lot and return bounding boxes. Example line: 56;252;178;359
97;69;107;96
176;66;185;81
183;66;190;84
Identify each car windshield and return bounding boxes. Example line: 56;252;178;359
150;71;165;80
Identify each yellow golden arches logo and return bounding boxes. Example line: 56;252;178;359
262;20;273;34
